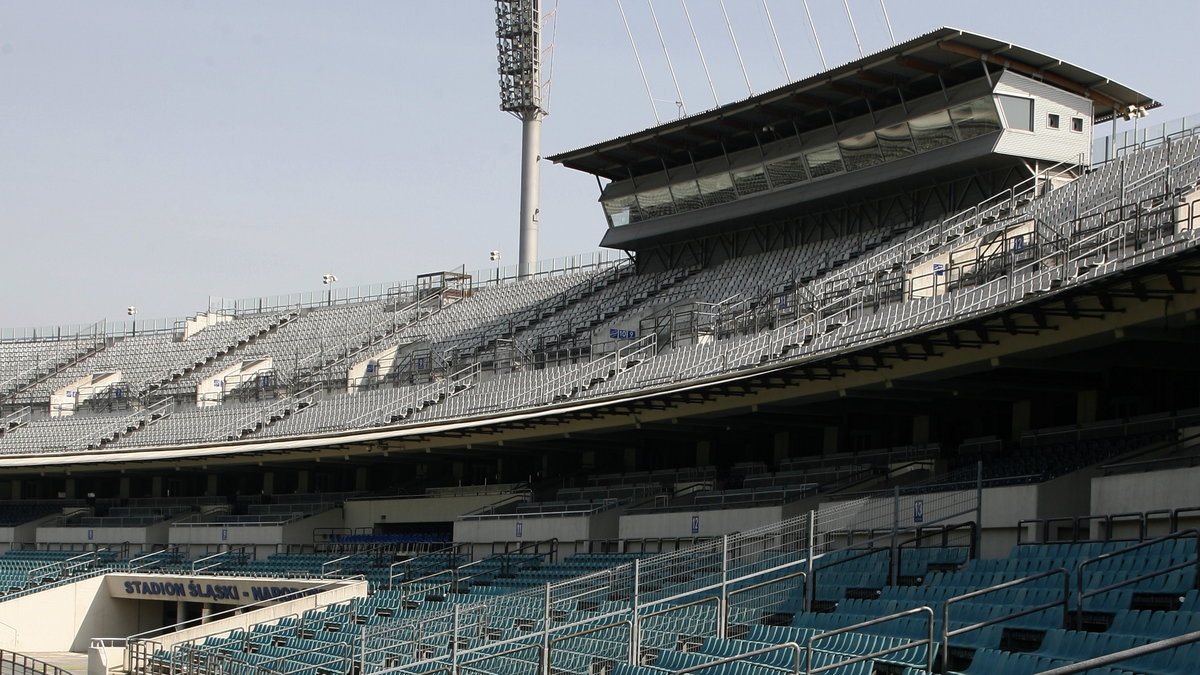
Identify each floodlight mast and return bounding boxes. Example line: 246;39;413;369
496;0;546;280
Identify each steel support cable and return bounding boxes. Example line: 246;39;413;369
802;0;827;70
842;0;865;58
647;0;687;116
761;0;791;81
719;0;753;96
679;0;719;107
615;0;661;123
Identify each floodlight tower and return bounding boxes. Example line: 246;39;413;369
497;0;549;280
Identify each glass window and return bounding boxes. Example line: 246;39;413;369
877;122;916;162
697;172;736;207
996;95;1034;132
766;155;808;188
636;187;675;220
950;97;1003;139
839;131;883;172
670;179;704;212
1072;117;1084;132
602;195;640;227
805;145;845;179
732;166;769;196
1048;113;1060;129
909;109;958;151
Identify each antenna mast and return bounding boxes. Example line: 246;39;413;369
496;0;552;279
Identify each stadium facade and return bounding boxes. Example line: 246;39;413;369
0;27;1196;675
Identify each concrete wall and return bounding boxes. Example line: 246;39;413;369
88;578;367;675
1091;465;1200;519
344;494;513;528
0;575;143;652
38;521;172;549
348;345;399;393
455;509;621;559
51;372;124;418
170;508;344;559
619;506;784;541
197;357;273;407
182;312;233;341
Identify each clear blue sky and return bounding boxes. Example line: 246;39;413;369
3;1;1197;329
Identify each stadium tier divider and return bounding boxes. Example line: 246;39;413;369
0;126;1198;464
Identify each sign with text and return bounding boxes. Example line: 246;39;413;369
608;329;637;340
105;574;339;606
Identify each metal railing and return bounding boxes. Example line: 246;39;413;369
124;575;364;675
1036;629;1200;675
1075;529;1200;625
0;649;73;675
349;485;980;674
940;568;1072;673
807;606;935;675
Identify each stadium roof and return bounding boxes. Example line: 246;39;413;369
549;27;1160;181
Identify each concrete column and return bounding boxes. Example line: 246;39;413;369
206;473;219;496
1077;390;1098;425
10;480;21;500
912;415;931;445
696;440;712;467
624;447;638;472
176;600;187;625
355;467;368;491
201;603;213;624
262;472;275;496
823;426;840;454
1011;400;1032;440
119;476;131;499
297;471;310;493
63;478;77;499
151;476;164;498
772;432;789;466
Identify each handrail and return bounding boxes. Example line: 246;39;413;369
349;362;480;427
386;544;466;590
807;606;935;675
456;642;544;674
666;641;805;674
896;521;978;573
548;619;630;670
0;648;73;675
1035;629;1200;675
27;547;105;581
941;568;1071;673
189;545;249;574
725;569;805;625
127;546;183;570
1075;528;1200;625
124;575;365;674
215;384;320;442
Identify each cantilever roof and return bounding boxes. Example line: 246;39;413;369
549;27;1160;181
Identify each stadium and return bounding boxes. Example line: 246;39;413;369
1;5;1199;675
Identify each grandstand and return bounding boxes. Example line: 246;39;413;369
0;24;1197;675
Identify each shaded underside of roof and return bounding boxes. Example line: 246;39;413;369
549;27;1160;181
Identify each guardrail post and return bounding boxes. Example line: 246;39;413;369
890;486;900;587
542;582;552;674
630;559;641;664
451;604;460;673
718;535;729;639
805;510;816;613
975;460;984;555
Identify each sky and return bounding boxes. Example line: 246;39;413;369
3;0;1198;330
